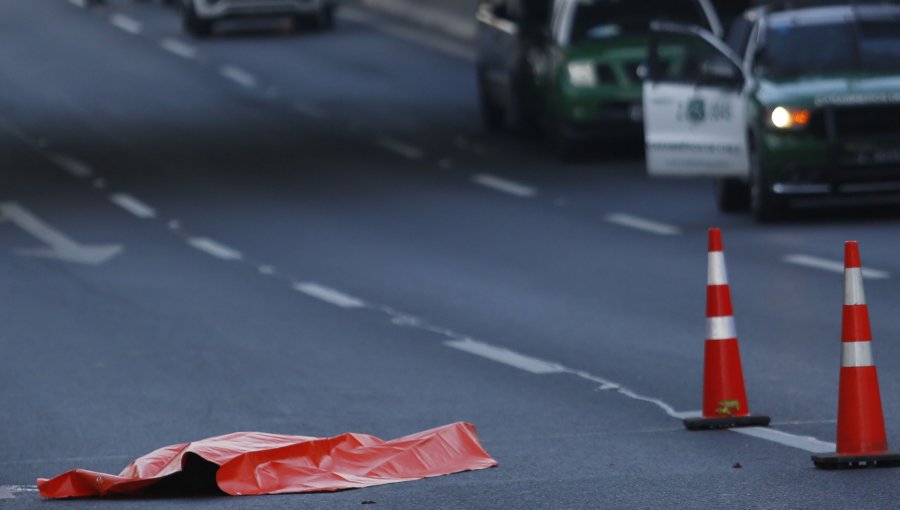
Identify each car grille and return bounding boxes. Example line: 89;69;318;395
832;105;900;139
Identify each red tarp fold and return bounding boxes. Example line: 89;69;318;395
38;422;496;499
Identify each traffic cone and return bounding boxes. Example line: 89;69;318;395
684;228;770;430
811;241;900;469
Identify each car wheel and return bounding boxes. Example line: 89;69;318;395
716;178;750;212
749;139;787;222
183;1;213;37
477;67;504;132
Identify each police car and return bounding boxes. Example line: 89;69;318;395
643;1;900;221
182;0;336;36
476;0;721;160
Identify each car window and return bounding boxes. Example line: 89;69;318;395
649;32;737;84
725;16;753;58
566;0;709;46
759;18;900;78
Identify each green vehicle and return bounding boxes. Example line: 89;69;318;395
475;0;721;159
643;2;900;221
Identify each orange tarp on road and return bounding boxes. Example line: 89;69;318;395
38;422;496;499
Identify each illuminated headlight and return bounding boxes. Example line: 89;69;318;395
567;61;597;87
770;106;810;129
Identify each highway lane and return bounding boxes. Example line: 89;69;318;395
3;0;900;508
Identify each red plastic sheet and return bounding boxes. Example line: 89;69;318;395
38;422;496;499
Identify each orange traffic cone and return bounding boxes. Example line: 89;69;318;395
812;241;900;469
684;228;770;430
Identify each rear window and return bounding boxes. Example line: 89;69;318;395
568;0;709;45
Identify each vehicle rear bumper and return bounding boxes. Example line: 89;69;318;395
194;0;327;19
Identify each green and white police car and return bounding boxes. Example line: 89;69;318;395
642;1;900;221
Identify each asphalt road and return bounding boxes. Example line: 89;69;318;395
3;1;900;508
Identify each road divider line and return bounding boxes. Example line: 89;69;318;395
784;254;890;279
49;154;93;178
446;339;565;374
605;213;681;236
219;65;257;89
110;193;156;219
293;282;365;308
187;238;243;261
110;14;142;35
160;38;198;60
472;174;536;198
376;137;424;160
732;427;834;453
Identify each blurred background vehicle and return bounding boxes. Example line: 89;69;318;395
475;0;721;160
181;0;337;36
643;1;900;221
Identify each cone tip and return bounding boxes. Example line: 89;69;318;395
845;241;861;269
708;228;723;252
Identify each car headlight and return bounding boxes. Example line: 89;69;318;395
566;61;597;87
769;106;810;129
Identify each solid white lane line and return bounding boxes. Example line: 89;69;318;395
293;283;365;308
446;339;565;375
110;14;142;35
160;38;198;60
605;213;681;236
732;427;834;453
49;154;93;178
109;193;156;219
472;174;536;198
219;65;257;89
0;485;38;499
187;238;243;261
0;486;12;499
376;137;424;160
784;254;890;280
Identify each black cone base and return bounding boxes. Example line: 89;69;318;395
812;452;900;470
683;414;770;431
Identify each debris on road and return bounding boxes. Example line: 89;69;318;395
37;422;496;499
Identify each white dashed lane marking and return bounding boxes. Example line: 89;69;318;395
446;339;564;374
187;238;243;261
219;65;257;89
293;283;365;308
376;137;424;160
605;213;681;236
160;38;198;60
49;154;93;178
110;14;142;35
784;254;890;279
472;174;536;198
110;193;156;219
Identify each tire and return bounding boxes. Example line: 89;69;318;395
749;138;787;222
716;178;750;212
295;5;334;31
477;67;504;132
183;1;213;37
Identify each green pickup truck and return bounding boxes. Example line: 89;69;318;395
475;0;721;159
643;2;900;221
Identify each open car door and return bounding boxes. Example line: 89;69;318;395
643;22;749;178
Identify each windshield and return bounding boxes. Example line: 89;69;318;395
760;20;900;78
568;0;708;45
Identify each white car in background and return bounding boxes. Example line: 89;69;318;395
182;0;337;36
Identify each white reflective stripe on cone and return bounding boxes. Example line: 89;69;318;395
844;268;866;306
842;341;874;368
707;252;728;285
706;316;737;340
